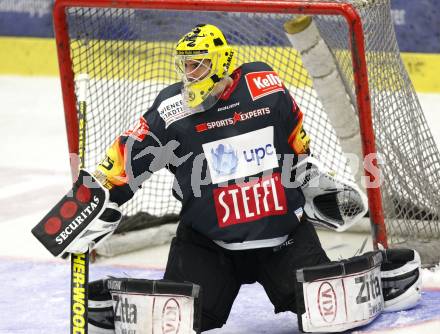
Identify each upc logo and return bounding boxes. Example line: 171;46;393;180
202;126;279;184
243;144;274;166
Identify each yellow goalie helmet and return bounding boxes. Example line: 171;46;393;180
175;24;235;112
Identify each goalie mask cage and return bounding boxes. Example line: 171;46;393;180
53;0;440;265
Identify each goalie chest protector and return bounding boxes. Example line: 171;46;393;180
116;61;306;249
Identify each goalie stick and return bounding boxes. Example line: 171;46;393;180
72;73;90;334
31;169;111;332
31;74;94;334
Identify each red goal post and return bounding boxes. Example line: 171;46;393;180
52;0;440;263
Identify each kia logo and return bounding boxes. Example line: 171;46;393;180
317;282;337;322
161;298;181;334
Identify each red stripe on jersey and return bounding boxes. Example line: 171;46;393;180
220;68;242;101
123;116;149;141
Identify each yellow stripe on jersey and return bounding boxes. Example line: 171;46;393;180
288;111;310;155
96;138;127;187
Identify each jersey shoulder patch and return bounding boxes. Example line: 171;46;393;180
242;63;284;101
152;82;191;128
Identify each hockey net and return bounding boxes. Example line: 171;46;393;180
54;0;440;265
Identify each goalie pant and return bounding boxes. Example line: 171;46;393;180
164;219;330;331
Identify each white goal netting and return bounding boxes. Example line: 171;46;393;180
56;0;440;264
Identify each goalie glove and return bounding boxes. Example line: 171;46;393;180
292;156;368;232
32;170;122;257
65;201;122;254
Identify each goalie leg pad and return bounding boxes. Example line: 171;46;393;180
294;251;384;333
381;248;422;312
88;278;202;334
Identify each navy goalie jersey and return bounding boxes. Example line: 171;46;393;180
97;62;311;250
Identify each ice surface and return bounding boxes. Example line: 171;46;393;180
0;257;439;334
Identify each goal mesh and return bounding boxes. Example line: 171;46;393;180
58;0;440;264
